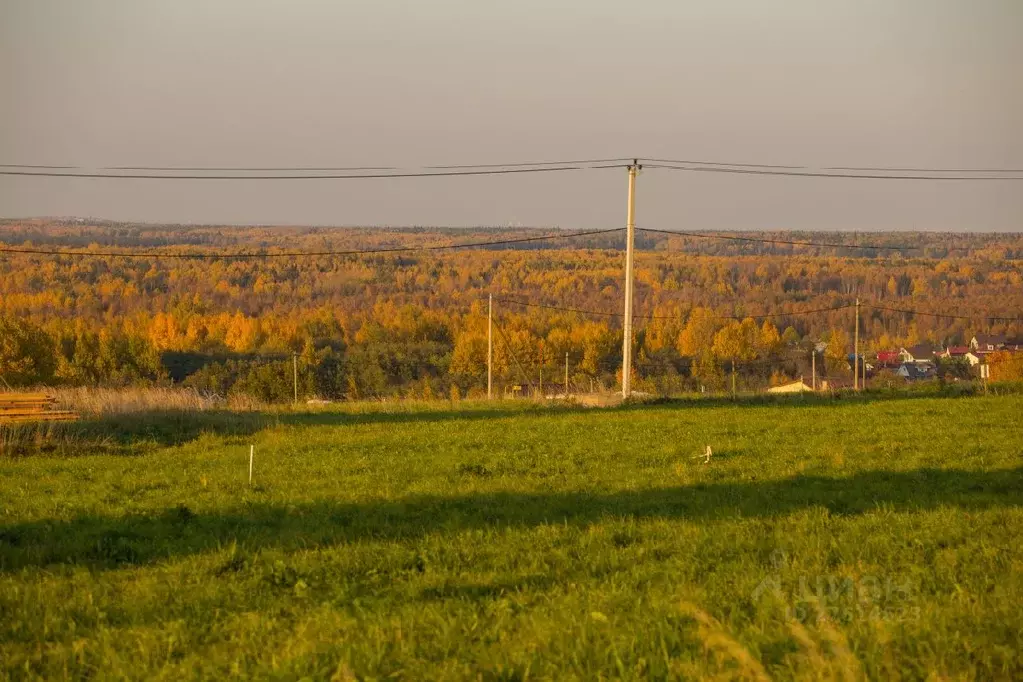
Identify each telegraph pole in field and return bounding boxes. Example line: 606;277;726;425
487;294;493;400
862;340;868;390
538;343;543;398
854;298;860;391
292;352;298;404
565;352;569;397
621;160;640;399
812;348;817;391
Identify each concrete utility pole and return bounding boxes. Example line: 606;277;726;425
292;352;299;404
854;298;860;391
621;160;640;399
487;294;493;400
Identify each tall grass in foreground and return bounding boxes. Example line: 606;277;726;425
46;386;264;416
0;420;88;457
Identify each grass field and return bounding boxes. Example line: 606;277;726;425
2;393;1022;680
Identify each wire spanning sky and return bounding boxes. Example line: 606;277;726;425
1;0;1021;230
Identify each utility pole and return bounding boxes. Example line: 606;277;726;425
854;298;860;391
538;342;543;398
621;160;640;399
292;352;298;404
812;348;817;391
487;294;493;400
862;341;867;390
565;352;569;397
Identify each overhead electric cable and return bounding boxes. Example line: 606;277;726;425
643;163;1023;181
865;303;1022;323
0;227;625;260
0;164;625;180
637;227;920;251
493;297;857;321
639;157;1023;174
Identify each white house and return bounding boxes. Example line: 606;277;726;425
970;334;1006;353
767;379;814;394
964;352;984;367
899;344;936;364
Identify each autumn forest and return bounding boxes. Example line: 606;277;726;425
2;219;1021;400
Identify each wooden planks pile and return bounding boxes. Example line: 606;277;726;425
0;393;78;423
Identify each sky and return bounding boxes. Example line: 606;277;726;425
1;0;1021;231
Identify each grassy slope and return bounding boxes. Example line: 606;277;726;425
1;395;1021;680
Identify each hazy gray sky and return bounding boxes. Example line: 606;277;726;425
1;0;1021;230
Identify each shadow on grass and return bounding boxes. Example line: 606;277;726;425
1;466;1020;572
49;384;1021;453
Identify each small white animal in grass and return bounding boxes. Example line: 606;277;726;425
691;445;712;464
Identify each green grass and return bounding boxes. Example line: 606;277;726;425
1;394;1022;680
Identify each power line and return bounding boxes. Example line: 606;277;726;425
644;162;1023;181
8;156;1020;175
714;304;857;321
0;164;79;169
494;296;1020;325
108;165;400;172
493;297;856;321
492;298;620;318
641;157;810;170
865;303;1022;323
639;157;1023;174
490;317;536;392
637;227;920;251
824;165;1023;174
425;158;634;170
0;158;633;173
0;164;626;180
0;227;626;259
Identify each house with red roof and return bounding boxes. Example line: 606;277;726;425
875;350;900;368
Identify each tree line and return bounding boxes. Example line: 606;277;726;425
1;222;1021;399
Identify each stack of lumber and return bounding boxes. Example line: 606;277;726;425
0;393;78;423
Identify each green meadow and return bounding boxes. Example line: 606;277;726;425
2;393;1022;680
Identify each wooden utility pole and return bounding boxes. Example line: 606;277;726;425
862;342;868;390
538;342;543;398
292;352;298;404
812;349;817;391
487;294;493;400
565;352;569;397
621;160;640;399
854;298;860;391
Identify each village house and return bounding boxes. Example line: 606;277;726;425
875;350;901;370
767;379;814;394
941;346;970;359
899;344;936;364
897;362;937;380
970;334;1006;353
966;335;1023;366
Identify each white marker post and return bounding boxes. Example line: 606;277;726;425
249;444;254;484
